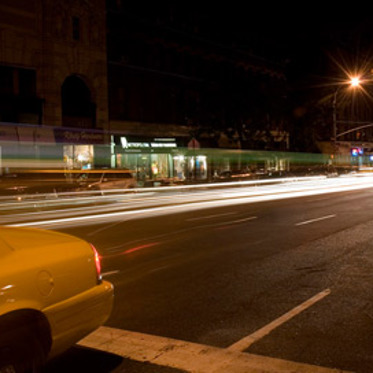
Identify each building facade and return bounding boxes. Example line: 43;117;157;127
0;1;290;180
106;1;290;182
0;0;109;170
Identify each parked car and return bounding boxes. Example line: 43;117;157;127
0;226;114;372
78;169;137;192
214;169;253;181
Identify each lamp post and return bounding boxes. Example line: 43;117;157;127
332;87;339;156
332;77;361;157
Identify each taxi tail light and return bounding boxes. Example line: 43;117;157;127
90;244;102;283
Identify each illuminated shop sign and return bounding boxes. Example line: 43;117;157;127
120;137;177;149
150;142;177;148
351;147;363;156
54;129;105;144
130;142;150;148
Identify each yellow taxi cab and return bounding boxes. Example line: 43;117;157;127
0;226;114;372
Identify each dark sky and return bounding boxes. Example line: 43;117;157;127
123;2;373;87
177;4;373;83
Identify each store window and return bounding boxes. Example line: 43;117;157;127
116;152;173;184
116;153;150;186
151;154;169;179
187;155;207;180
63;145;93;170
173;155;186;180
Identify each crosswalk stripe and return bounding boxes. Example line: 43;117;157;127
78;326;352;373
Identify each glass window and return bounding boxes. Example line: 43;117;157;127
63;145;93;170
0;66;14;95
72;17;80;41
18;69;36;97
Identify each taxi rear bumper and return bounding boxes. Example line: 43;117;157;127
44;280;114;358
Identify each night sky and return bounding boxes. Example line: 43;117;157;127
120;2;373;86
166;4;373;85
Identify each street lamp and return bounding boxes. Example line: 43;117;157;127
350;77;361;87
332;76;361;156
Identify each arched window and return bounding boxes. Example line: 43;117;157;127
61;75;96;128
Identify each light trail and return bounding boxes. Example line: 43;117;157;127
5;175;373;229
101;242;160;258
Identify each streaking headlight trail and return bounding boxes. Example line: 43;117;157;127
5;174;373;229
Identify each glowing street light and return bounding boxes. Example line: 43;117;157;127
350;76;361;87
332;76;362;156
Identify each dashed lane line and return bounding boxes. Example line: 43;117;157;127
186;212;237;221
296;215;336;226
78;323;350;373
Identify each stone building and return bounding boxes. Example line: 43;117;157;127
106;1;290;182
0;1;290;177
0;0;109;169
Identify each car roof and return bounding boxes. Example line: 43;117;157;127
0;227;82;251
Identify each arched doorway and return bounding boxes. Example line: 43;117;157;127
61;75;96;128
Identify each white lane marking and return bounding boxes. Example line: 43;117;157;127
214;216;258;229
227;289;331;352
186;212;237;221
87;220;125;236
228;217;258;224
78;324;351;373
296;215;336;226
147;265;170;274
101;270;120;278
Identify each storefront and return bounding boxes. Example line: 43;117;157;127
113;135;209;185
0;123;113;172
114;136;178;185
54;128;110;170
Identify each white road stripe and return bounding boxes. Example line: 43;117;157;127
229;217;258;224
227;289;331;352
78;323;351;373
147;265;170;274
186;212;237;221
214;216;258;227
296;215;336;226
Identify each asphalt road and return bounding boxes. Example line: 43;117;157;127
15;177;373;372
